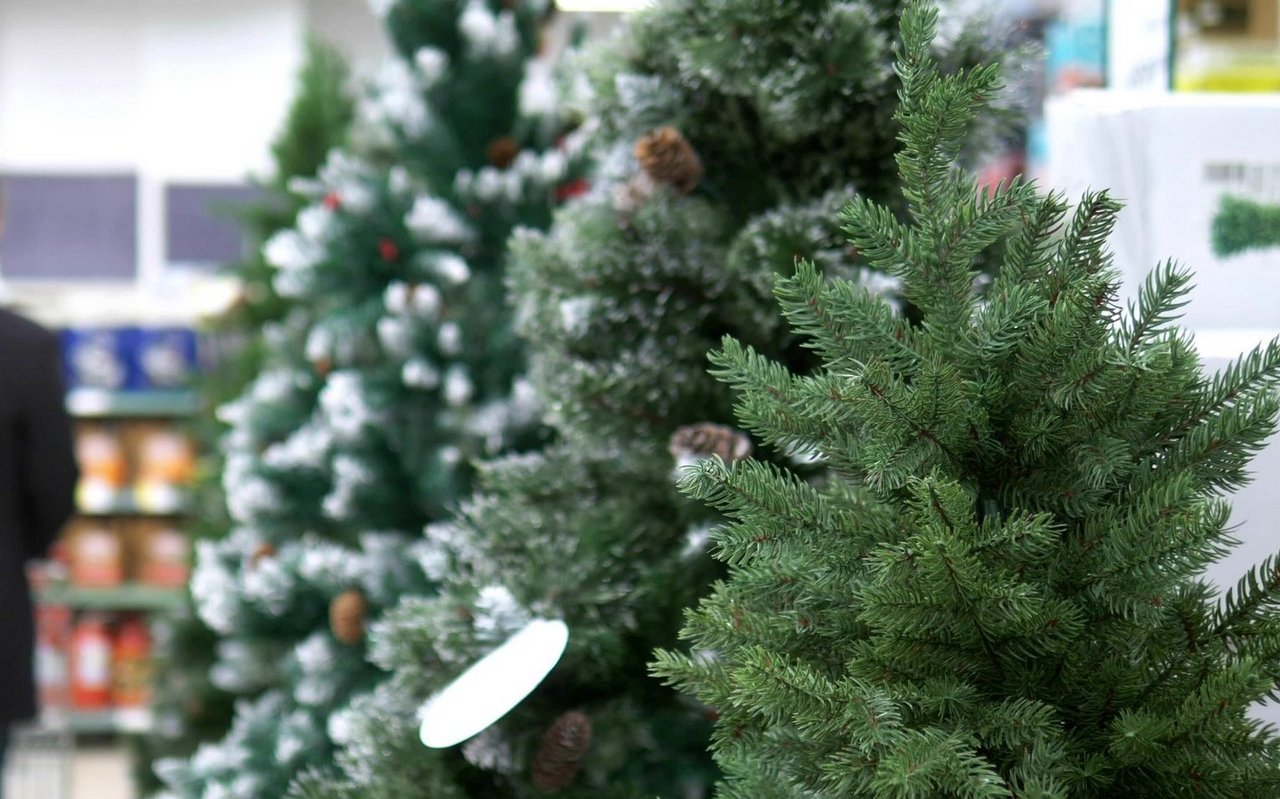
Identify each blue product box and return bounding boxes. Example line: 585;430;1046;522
132;327;199;389
61;327;137;390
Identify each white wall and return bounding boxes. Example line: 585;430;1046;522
0;0;384;317
307;0;389;72
0;0;149;172
0;0;387;180
140;0;307;181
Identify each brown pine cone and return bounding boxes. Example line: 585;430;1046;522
330;589;368;646
250;542;277;567
634;126;703;194
487;136;521;169
531;710;593;793
669;423;753;464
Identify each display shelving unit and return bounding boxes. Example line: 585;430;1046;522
34;384;198;736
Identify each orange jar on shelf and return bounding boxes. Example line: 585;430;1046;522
68;522;125;588
111;615;152;708
131;425;194;513
75;424;129;512
70;614;113;709
139;522;191;588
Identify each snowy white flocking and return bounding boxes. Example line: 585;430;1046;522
263;230;323;273
275;710;318;766
405;195;472;243
402;358;441;390
437;321;463;356
459;0;519;58
431;253;471;285
439;446;463;467
384;281;412;316
414;47;449;84
317;151;378;214
340;181;379;217
297;538;366;590
519;59;558;117
473;584;531;638
388;165;414;197
558;296;594;338
540;150;569;182
410;536;451;582
305;326;335;364
371;59;431;139
319;371;380;440
293;633;342;706
412;282;444;317
377;316;414;358
225;475;284;527
462;728;518;772
262;423;333;472
366;0;397;17
444;366;474;406
296;203;337;242
239;553;293;617
322;454;376;522
473;167;505;202
190;540;243;635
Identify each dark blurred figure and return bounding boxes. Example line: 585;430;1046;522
0;308;78;785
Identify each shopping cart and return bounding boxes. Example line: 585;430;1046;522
3;563;75;799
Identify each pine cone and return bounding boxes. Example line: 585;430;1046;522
330;589;368;646
669;423;753;465
487;136;521;169
531;711;593;793
634;126;703;194
313;356;334;378
250;542;276;567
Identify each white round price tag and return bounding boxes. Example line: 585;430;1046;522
419;619;569;748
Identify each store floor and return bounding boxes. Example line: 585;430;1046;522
4;742;133;799
72;744;133;799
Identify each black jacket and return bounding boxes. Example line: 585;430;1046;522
0;309;77;724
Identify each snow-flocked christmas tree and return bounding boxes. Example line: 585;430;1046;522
654;3;1280;796
137;40;354;795
302;2;1025;798
155;3;572;797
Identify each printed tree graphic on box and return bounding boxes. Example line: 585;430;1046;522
1212;194;1280;257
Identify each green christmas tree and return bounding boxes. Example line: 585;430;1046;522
155;2;571;797
654;4;1280;796
1212;194;1280;258
304;3;1025;798
135;36;354;795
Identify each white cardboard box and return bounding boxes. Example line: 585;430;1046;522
1200;336;1280;723
1048;96;1280;718
1046;90;1280;330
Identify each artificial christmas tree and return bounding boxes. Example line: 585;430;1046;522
135;36;354;795
655;3;1280;796
308;2;1027;798
154;2;570;796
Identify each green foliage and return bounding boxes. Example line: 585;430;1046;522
335;1;1024;797
153;1;572;796
273;37;357;187
1212;195;1280;258
655;4;1280;796
134;36;353;796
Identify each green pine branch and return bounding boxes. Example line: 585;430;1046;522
655;2;1280;795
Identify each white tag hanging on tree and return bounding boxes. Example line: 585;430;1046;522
419;619;570;748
